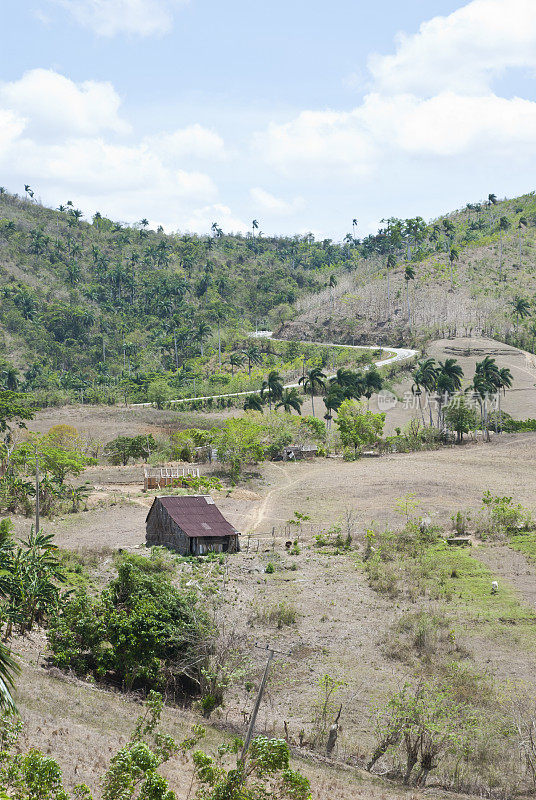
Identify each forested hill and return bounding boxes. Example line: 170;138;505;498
0;190;356;393
2;188;536;404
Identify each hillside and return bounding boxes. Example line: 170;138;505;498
0;190;353;399
2;190;536;411
279;193;536;352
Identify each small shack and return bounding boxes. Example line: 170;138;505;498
145;495;240;555
282;445;318;461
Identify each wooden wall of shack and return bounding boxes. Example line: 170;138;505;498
146;502;190;553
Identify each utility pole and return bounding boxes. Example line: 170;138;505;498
35;452;40;534
239;644;291;765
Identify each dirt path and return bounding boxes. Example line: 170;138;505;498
473;544;536;610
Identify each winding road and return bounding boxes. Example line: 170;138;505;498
132;334;418;408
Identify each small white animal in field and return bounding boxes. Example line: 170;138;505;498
491;581;498;594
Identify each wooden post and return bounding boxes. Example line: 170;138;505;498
35;453;40;534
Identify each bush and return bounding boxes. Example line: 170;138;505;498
48;559;213;697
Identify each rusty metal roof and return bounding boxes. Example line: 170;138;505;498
147;495;239;538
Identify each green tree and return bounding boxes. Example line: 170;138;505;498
436;358;463;428
335;400;385;456
228;352;244;375
48;559;212;696
147;379;173;409
243;394;263;413
511;295;530;335
448;246;459;289
276;388;303;414
261;371;283;411
404;265;415;323
444;395;478;443
299;367;326;418
411;358;438;427
242;345;263;377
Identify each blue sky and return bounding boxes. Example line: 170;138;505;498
1;0;535;238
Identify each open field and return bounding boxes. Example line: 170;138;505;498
8;422;536;796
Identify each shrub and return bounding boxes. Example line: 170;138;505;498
48;559;212;697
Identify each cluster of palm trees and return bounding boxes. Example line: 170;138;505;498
242;362;386;426
412;355;512;437
323;367;383;426
243;370;304;414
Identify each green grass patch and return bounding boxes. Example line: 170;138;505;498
508;531;536;563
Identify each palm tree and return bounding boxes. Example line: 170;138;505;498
352;218;358;239
228;352;244;375
404;265;415;323
511;296;530;335
362;368;383;408
448;247;459;289
242;345;263;376
412;359;438;426
475;356;500;439
436;358;463;428
299;367;326;417
252;219;259;238
530;320;536;353
244;394;263;413
261;370;283;410
386;254;396;309
195;321;211;356
496;366;513;432
2;367;19;391
487;192;497;222
498;216;510;281
323;390;343;429
517;216;527;266
276;387;303;414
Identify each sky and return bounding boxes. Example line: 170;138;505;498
1;0;536;239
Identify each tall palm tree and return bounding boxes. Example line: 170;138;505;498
352;218;358;239
487;193;497;227
362;368;383;408
517;216;528;266
261;370;283;410
436;358;463;428
276;387;303;414
244;394;263;413
510;296;530;335
475;356;500;439
497;216;510;281
252;219;259;238
195;321;212;357
299;367;326;417
412;358;438;427
242;345;263;376
448;247;459;289
228;352;244;375
386;254;396;309
404;265;415;323
496;366;513;432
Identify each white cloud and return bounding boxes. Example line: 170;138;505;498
255;110;377;176
146;124;227;161
0;69;129;138
256;0;536;177
250;187;303;216
182;204;249;234
54;0;188;37
368;0;536;96
0;69;229;232
0;110;26;157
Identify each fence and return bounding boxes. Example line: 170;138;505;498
143;466;200;490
